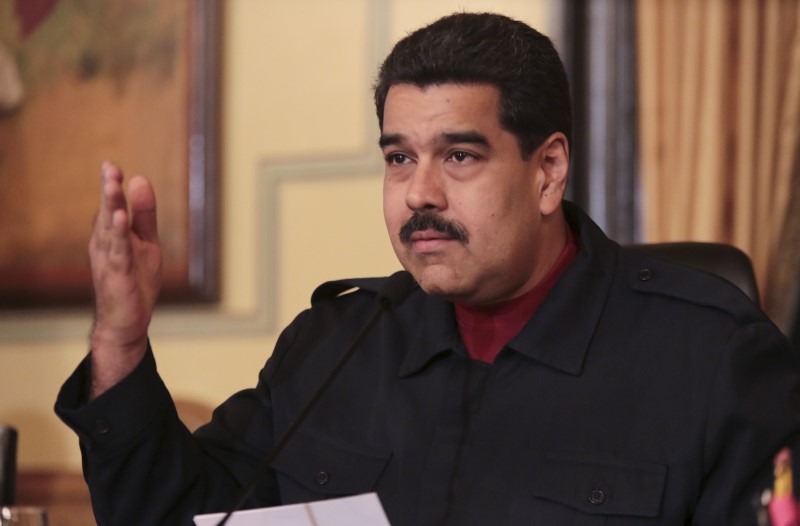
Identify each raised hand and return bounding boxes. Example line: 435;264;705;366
88;162;163;398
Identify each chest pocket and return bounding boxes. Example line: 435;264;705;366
271;429;392;503
527;451;667;521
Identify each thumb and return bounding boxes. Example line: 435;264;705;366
128;175;159;242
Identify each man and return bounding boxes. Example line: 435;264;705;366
56;12;800;525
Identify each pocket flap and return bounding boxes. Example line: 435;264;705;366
271;430;392;496
530;451;667;517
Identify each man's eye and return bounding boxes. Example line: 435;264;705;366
449;151;475;163
386;153;409;165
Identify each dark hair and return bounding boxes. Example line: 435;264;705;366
374;12;572;158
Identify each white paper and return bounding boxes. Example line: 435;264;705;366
193;493;391;526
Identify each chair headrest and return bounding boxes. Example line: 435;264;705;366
627;242;760;306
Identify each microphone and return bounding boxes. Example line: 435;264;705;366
214;270;416;525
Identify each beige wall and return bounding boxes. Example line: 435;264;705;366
0;0;554;472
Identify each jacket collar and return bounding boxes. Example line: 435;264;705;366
398;293;461;377
507;202;617;374
398;201;618;377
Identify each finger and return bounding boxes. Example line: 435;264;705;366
107;208;133;272
128;175;159;243
98;162;128;231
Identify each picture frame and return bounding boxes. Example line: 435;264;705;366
0;0;220;308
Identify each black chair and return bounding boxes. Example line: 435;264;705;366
627;242;760;306
0;425;16;506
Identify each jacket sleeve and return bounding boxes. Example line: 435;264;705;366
692;319;800;525
54;311;309;526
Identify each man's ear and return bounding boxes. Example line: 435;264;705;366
537;132;569;215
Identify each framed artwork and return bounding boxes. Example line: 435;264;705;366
0;0;220;308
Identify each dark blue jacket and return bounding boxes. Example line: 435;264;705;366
56;202;800;525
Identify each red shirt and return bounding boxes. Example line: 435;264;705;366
455;233;578;363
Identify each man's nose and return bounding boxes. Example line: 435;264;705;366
405;161;446;212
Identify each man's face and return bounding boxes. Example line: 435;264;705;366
381;83;567;305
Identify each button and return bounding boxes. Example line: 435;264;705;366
638;268;653;281
315;471;330;486
589;488;605;505
94;418;111;435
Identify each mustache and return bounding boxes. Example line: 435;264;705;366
399;213;468;244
